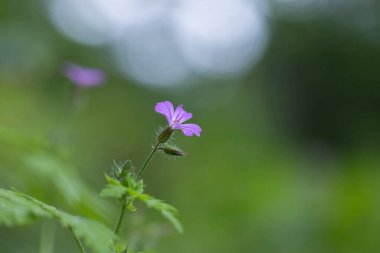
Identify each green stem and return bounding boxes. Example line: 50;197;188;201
114;202;128;235
39;221;55;253
113;141;160;240
69;226;87;253
136;141;160;180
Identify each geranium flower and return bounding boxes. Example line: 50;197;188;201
63;62;105;87
155;101;201;137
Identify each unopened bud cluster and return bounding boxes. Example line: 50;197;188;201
112;160;134;186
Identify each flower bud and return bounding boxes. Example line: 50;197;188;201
112;160;132;182
163;144;185;157
119;160;132;179
158;126;174;143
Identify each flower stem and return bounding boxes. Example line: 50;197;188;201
114;141;160;239
114;201;128;235
136;141;160;180
69;226;87;253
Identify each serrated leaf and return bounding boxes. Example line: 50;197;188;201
161;210;183;234
134;180;144;194
100;184;128;199
125;172;137;189
0;189;52;226
105;174;122;186
126;189;183;233
0;189;116;253
101;173;141;200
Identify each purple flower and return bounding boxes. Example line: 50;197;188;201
63;62;105;87
155;101;202;137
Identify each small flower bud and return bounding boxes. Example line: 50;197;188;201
158;126;174;143
119;160;132;179
163;144;185;157
112;160;132;182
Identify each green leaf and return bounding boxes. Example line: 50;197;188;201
161;209;183;234
100;184;128;199
22;153;112;220
0;189;116;253
134;179;144;195
125;172;141;190
100;175;128;199
0;188;52;225
105;174;122;186
100;172;183;233
127;189;183;233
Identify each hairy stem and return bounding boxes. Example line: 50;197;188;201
137;141;160;180
69;226;87;253
114;201;128;235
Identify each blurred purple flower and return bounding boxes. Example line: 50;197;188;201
63;62;105;87
155;101;201;137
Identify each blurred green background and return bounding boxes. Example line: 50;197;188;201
1;0;380;252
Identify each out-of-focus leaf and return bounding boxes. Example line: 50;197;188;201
0;188;52;225
22;152;111;220
0;189;116;253
24;153;79;203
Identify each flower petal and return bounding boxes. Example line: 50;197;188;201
173;104;193;124
175;123;202;137
63;62;105;87
155;101;174;123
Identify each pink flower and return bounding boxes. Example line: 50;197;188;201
155;101;202;137
63;62;105;87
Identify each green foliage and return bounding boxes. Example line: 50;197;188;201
0;188;116;253
0;188;52;225
128;188;184;234
22;152;111;220
111;160;133;183
0;125;49;151
113;245;144;253
0;125;110;219
100;166;183;233
100;174;129;199
23;153;81;204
